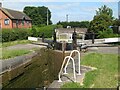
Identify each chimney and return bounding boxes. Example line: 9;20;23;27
0;2;2;7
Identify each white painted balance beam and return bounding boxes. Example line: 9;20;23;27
28;37;38;41
104;38;120;43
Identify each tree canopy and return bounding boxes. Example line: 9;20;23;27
23;6;52;26
57;21;90;28
113;19;120;26
96;5;113;19
89;5;115;38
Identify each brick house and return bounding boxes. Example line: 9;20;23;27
0;4;32;29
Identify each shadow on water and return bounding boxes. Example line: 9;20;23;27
3;48;64;88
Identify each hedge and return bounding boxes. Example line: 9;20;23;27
1;25;62;42
1;28;31;42
31;25;62;38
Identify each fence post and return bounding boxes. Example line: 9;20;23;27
53;29;56;43
53;29;57;49
42;33;44;42
92;32;95;44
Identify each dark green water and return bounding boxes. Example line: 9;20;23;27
3;48;63;88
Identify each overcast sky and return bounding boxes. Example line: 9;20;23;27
1;0;119;24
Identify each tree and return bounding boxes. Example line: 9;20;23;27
89;5;114;38
96;5;113;19
57;21;90;28
112;19;120;34
89;14;113;33
23;6;52;25
113;19;120;26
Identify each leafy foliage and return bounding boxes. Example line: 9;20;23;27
110;19;120;34
57;21;90;28
96;5;113;19
89;5;115;38
113;19;120;26
31;25;62;38
1;25;62;42
1;28;31;42
23;6;52;25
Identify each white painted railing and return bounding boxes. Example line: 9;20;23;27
58;50;81;82
64;50;81;75
58;56;76;82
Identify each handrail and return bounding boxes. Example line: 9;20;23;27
58;56;76;82
64;50;81;75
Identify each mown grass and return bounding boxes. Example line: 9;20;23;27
1;49;32;59
62;82;83;89
1;40;31;48
61;53;118;88
0;40;39;59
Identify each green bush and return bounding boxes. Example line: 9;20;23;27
97;28;119;38
1;28;31;42
1;25;62;42
33;25;62;38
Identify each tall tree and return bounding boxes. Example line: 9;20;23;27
89;5;114;38
96;5;113;19
113;19;120;26
23;6;52;25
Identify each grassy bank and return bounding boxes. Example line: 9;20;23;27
1;49;32;59
1;40;31;48
61;53;118;88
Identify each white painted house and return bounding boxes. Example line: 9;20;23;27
55;28;87;43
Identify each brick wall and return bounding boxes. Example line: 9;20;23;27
0;10;12;29
0;10;32;29
12;20;32;28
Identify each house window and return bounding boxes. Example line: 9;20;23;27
26;21;29;25
4;19;9;25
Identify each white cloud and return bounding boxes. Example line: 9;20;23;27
48;3;79;10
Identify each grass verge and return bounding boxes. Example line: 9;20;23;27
61;82;83;89
1;49;32;59
61;53;118;88
1;40;32;48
